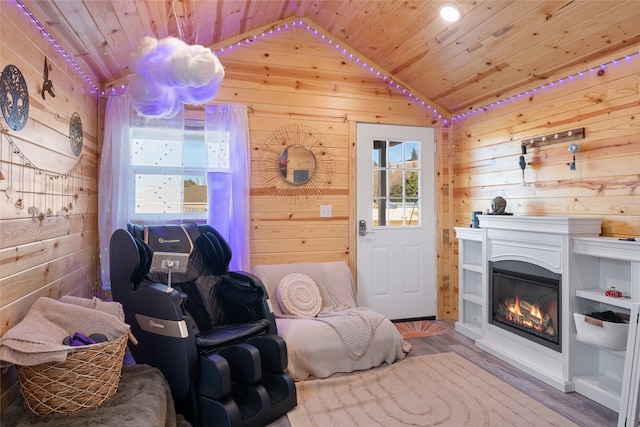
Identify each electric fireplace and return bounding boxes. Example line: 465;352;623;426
489;260;562;352
462;215;603;393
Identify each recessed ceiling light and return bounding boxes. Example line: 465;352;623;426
439;4;462;22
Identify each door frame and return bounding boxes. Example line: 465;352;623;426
347;120;446;319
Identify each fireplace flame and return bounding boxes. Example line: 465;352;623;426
505;295;545;330
507;295;522;316
530;305;542;319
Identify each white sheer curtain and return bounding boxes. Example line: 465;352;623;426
98;98;250;288
205;104;250;272
98;95;131;289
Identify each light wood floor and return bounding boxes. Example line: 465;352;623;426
271;320;619;427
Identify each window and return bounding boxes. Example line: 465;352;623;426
372;139;421;227
128;116;229;222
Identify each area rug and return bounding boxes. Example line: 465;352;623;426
288;352;578;427
394;320;452;338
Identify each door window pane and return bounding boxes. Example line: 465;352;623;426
373;140;387;167
370;139;421;227
406;141;419;163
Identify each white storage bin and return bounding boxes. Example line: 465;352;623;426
574;312;629;351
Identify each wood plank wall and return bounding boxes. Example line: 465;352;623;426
199;19;453;317
0;3;99;410
449;42;640;321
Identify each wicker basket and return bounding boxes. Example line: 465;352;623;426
17;332;129;415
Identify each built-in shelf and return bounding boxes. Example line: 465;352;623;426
573;236;640;262
573;375;623;413
461;264;482;273
461;292;482;305
576;289;632;309
454;227;484;342
571;236;639;416
575;336;626;357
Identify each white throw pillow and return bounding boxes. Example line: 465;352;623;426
276;273;323;317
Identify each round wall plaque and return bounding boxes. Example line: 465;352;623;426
69;112;83;156
1;65;30;131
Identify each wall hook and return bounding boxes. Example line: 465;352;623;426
568;143;579;170
519;143;527;185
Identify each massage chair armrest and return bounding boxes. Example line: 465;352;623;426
125;282;188;323
219;272;277;334
122;282;198;403
144;282;186;300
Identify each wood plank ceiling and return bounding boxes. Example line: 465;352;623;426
16;0;640;115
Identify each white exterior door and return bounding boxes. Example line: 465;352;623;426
356;123;436;320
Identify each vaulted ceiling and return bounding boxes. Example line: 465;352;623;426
18;0;640;115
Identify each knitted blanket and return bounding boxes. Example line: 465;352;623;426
0;297;130;366
316;306;385;359
59;295;125;321
253;262;385;359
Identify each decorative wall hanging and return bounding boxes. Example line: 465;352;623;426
518;127;586;178
0;129;4;181
1;65;30;131
259;124;334;207
1;123;83;222
41;57;55;99
4;137;15;201
520;128;585;148
69;112;83;156
15;152;25;213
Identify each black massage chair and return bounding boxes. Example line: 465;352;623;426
109;222;296;427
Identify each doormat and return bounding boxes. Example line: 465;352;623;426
394;320;452;338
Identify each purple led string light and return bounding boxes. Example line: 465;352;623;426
451;50;640;122
14;0;99;93
11;6;443;120
212;20;443;122
14;2;638;124
13;11;442;121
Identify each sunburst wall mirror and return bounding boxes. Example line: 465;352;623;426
259;123;334;207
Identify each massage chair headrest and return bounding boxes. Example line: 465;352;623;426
125;222;232;284
139;223;198;254
197;225;232;275
132;238;153;286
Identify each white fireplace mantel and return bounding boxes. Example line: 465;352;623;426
478;215;603;236
455;214;640;417
456;216;602;391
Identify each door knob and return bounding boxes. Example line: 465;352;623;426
358;220;367;236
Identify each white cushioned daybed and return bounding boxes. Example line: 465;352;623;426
252;261;410;381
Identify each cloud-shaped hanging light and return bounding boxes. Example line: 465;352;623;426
127;36;225;119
